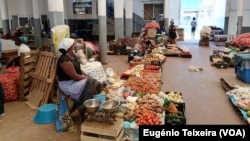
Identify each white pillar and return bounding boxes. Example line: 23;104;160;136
47;0;64;28
98;0;108;64
114;0;124;39
0;0;8;20
0;0;10;37
32;0;42;48
224;0;230;34
236;0;244;35
163;0;170;29
125;0;133;37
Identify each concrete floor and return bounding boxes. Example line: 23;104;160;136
0;39;248;141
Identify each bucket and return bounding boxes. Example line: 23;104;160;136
33;103;57;124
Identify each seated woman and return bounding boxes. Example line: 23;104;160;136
56;38;107;117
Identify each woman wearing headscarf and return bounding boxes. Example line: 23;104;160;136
56;38;107;117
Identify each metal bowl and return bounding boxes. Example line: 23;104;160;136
84;99;101;113
101;100;120;113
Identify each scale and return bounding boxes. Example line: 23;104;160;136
85;110;117;125
84;99;120;125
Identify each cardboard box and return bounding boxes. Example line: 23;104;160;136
146;28;156;38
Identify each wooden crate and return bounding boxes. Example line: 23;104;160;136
1;49;18;64
19;49;40;101
199;40;209;47
25;51;59;109
80;118;124;141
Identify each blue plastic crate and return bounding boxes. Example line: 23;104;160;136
93;94;106;104
235;66;250;84
93;94;106;110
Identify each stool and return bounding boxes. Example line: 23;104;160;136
80;118;124;141
33;103;57;124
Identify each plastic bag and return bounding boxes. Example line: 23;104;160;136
55;95;75;132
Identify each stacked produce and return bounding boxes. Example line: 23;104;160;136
123;64;144;77
143;64;161;73
160;91;186;125
144;53;166;64
125;74;161;94
226;86;250;120
135;94;164;125
231;32;250;47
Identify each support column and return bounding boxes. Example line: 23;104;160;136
224;0;230;34
0;0;10;38
48;0;65;28
63;0;68;25
163;0;170;29
236;0;244;35
125;0;133;37
114;0;124;39
32;0;42;48
98;0;108;64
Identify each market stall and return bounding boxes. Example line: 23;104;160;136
226;86;250;124
77;43;188;140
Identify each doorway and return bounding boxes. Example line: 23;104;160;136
180;0;226;40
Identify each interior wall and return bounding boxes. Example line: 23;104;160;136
133;0;144;18
8;0;33;17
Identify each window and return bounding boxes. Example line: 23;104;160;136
73;1;92;14
144;4;163;20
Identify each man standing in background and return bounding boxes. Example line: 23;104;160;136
190;17;197;38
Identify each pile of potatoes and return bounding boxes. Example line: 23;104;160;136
115;102;139;121
136;94;164;117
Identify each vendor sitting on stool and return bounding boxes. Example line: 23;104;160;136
56;38;108;117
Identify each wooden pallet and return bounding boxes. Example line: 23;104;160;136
80;118;124;141
220;78;235;92
25;51;59;109
19;49;40;101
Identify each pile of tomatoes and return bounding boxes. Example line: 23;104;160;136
135;112;162;125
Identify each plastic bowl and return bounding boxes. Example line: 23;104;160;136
33;103;57;124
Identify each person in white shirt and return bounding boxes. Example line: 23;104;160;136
190;17;197;38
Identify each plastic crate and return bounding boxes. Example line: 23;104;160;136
235;66;250;84
165;103;186;125
93;94;106;104
215;61;228;69
165;91;185;111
